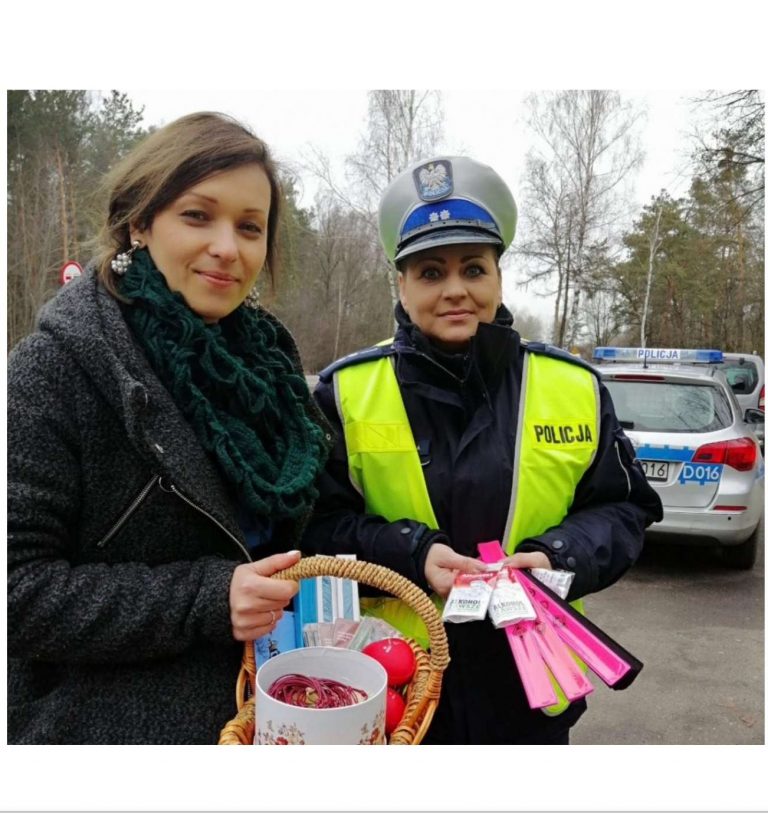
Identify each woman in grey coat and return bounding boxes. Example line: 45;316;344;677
7;112;331;744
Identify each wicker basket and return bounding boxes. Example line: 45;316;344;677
218;556;449;745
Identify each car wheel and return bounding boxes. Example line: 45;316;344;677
720;527;759;569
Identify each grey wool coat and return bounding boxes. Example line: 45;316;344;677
7;271;320;744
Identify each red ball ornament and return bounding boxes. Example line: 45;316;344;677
362;638;416;687
385;687;406;735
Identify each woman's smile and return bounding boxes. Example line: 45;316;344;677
195;269;240;287
439;309;474;321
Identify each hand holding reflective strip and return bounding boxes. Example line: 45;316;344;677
479;547;593;708
477;541;643;700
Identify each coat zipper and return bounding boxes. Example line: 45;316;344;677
159;477;252;563
97;474;160;548
398;345;464;383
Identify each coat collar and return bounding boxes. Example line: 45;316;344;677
393;301;520;392
37;271;246;544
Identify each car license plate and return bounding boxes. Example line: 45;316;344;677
641;460;669;482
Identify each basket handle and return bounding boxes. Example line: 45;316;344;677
239;555;449;703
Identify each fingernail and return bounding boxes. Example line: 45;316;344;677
286;550;301;556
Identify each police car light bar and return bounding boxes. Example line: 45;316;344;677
593;347;723;364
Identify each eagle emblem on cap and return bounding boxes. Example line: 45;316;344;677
413;160;453;201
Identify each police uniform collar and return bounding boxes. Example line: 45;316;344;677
394;303;518;390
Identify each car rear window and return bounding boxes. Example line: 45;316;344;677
604;380;733;432
715;360;759;394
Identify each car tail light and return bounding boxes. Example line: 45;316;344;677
612;374;666;381
759;385;764;411
692;437;757;471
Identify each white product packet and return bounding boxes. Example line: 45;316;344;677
488;566;537;628
442;570;499;623
529;568;575;600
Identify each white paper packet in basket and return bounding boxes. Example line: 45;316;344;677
346;616;403;650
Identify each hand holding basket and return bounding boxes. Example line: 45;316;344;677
218;556;449;745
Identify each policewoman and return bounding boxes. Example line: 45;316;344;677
303;156;662;744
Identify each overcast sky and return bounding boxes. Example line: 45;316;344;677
124;88;705;324
127;88;699;207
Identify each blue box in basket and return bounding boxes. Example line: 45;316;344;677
254;611;299;668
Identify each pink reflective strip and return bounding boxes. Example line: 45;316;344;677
530;614;593;701
503;621;559;709
516;572;632;687
477;540;559;708
477;540;634;689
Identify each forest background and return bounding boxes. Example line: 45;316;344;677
6;89;765;367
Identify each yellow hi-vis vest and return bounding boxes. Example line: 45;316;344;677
333;341;600;715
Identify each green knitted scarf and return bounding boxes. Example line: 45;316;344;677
119;249;329;520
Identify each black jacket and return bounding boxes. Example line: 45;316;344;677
303;304;662;744
7;272;317;744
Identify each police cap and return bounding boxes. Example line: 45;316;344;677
378;155;517;264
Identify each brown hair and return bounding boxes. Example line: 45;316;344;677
93;111;282;298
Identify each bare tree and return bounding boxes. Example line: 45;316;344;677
514;91;644;347
346;91;444;204
270;188;392;371
691;90;764;222
508;305;544;341
305;91;444;324
581;288;623;349
313;195;388;361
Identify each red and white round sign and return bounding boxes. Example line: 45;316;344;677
60;261;83;285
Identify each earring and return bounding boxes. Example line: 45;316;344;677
111;240;141;275
244;287;261;310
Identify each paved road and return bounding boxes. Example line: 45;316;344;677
572;521;764;744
